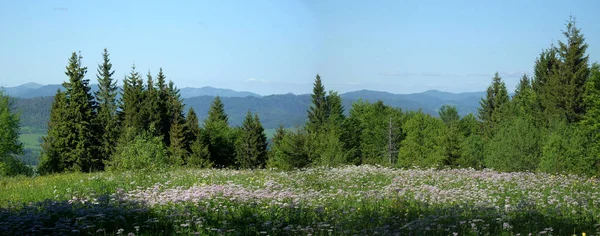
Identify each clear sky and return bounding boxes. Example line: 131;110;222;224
1;0;599;95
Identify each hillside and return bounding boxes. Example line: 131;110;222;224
13;88;484;131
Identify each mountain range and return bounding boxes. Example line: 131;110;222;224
6;83;486;130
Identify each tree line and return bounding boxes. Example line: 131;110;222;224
1;17;599;176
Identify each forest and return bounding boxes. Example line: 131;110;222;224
0;18;599;178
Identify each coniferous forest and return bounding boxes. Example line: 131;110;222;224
2;17;600;235
1;18;591;177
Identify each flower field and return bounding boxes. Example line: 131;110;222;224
1;165;599;235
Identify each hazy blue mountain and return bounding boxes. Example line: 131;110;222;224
4;83;260;98
180;86;261;98
12;84;488;131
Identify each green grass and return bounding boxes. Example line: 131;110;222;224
18;133;44;150
1;166;599;235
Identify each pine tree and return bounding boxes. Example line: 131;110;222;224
185;107;201;147
119;64;145;136
236;111;268;169
557;16;590;123
326;90;345;122
397;112;446;168
438;105;462;166
478;72;509;137
307;74;327;133
184;107;211;167
62;52;98;172
94;48;119;167
39;90;70;174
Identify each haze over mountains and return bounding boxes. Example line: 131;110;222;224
5;83;487;130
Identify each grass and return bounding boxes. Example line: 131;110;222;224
18;133;44;150
1;166;599;235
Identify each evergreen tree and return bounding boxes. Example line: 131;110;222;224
143;70;161;135
267;127;311;170
185;108;211;167
326;90;345;123
438;105;460;126
39;91;70;174
235;111;268;169
62;52;98;172
155;68;170;142
94;48;119;166
532;47;563;122
478;72;509;137
438;105;462;166
397;112;446;168
484;116;543;172
119;64;145;136
204;96;235;167
185;107;201;148
168;113;187;166
557;17;590;123
307;74;327;133
582;63;600;169
0;90;31;176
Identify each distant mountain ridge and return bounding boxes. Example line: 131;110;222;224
2;83;261;98
11;83;487;131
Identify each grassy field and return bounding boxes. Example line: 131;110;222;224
1;166;599;235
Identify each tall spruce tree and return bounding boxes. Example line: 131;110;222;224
0;90;32;177
62;52;99;172
204;96;235;167
168;113;187;165
236;111;268;169
532;47;562;122
478;72;509;137
119;64;145;136
307;74;327;133
155;68;170;142
39;91;70;174
94;48;119;166
582;63;600;169
143;70;161;135
557;17;590;123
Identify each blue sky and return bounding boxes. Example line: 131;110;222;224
1;0;599;95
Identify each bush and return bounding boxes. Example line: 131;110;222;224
105;131;172;171
0;156;33;177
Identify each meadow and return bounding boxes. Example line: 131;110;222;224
1;165;598;235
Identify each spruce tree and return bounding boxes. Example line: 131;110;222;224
185;107;201;147
62;52;98;172
168;113;187;165
119;64;145;136
557;17;590;123
39;90;70;174
0;90;32;176
204;96;235;167
326;90;345;122
582;63;600;168
438;105;460;126
236;111;268;169
94;48;119;167
155;68;170;142
532;47;562;121
478;72;509;137
143;70;161;135
307;74;327;133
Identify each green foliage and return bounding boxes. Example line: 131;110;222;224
484;116;543;172
38;91;69;175
539;121;594;175
478;72;510;137
306;74;327;133
306;122;348;167
397;111;446;168
235;111;268;169
94;48;119;167
458;134;485;169
0;90;32;177
168;114;188;166
582;63;600;163
186;138;212;168
438;105;460;126
458;113;480;137
267;127;311;170
204;96;235;168
119;64;145;136
557;17;590;123
347;100;403;166
105;128;171;171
